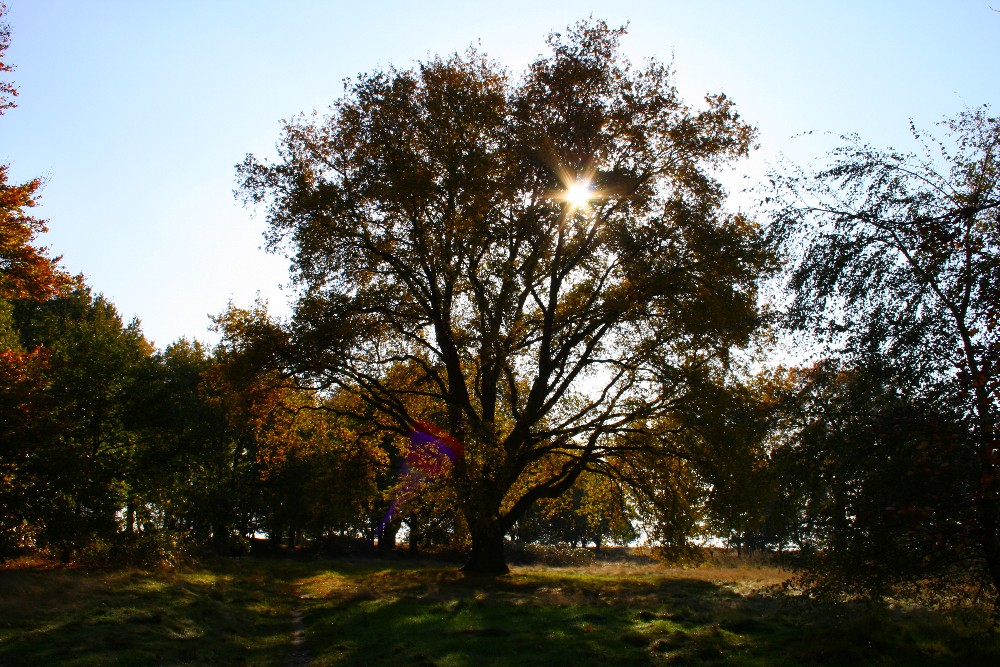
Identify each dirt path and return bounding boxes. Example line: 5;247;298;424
283;607;310;667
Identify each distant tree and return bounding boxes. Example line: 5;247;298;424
199;303;305;552
0;341;51;557
301;406;395;549
689;371;795;555
131;338;231;549
2;287;152;561
514;470;636;550
774;359;978;599
600;366;797;560
768;107;1000;601
207;303;396;553
238;20;768;573
617;441;709;560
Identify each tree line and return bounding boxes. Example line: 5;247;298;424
2;14;998;605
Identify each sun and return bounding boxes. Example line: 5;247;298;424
563;180;593;210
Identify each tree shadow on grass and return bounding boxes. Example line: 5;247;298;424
0;560;298;666
298;562;1000;666
4;559;998;666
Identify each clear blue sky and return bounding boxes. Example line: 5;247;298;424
1;1;997;348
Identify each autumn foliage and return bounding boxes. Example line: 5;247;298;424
4;3;1000;612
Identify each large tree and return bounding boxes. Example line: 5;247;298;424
238;21;768;573
769;107;1000;600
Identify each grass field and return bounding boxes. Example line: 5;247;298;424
1;553;998;666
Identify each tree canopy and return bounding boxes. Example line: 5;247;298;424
768;106;1000;600
238;20;770;573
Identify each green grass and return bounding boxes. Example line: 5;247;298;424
2;555;998;665
0;559;301;665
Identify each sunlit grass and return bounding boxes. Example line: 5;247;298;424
2;555;998;665
293;559;999;666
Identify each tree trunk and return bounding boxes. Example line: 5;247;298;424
408;523;420;555
125;502;136;536
972;386;1000;611
462;521;509;575
378;517;401;552
977;460;1000;612
980;496;1000;606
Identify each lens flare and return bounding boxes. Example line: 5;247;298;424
563;180;593;210
378;422;463;542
